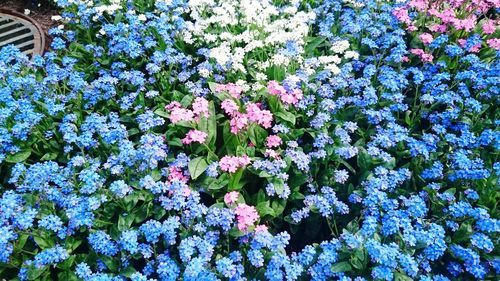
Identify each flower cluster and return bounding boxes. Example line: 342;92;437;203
0;0;498;280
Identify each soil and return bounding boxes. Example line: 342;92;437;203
0;0;57;48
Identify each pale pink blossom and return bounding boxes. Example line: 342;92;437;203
487;38;500;50
168;167;188;183
482;20;496;34
265;149;280;159
216;83;244;98
267;80;286;96
168;107;194;124
219;155;251;173
230;114;249;134
266;135;282;148
246;103;273;128
419;33;433;45
410;48;425;56
221;99;239;116
393;8;411;25
235;204;259;231
182;130;208;145
429;24;447;33
192;97;210;119
255;224;268;233
421;53;434;63
224;191;239;205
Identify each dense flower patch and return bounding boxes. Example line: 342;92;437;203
0;0;499;280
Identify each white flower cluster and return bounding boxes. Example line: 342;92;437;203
184;0;316;75
301;39;359;76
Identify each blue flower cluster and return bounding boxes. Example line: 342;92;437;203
0;0;498;280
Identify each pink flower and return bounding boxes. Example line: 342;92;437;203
219;155;251;173
421;53;434;63
216;83;244;98
192;97;210;119
165;101;181;111
487;39;500;50
401;56;410;62
235;204;259;231
255;224;268;233
265;149;280;159
168;167;188;183
410;48;425;56
224;191;239;205
246;103;273;128
469;43;481;53
182;130;208;145
483;20;496;35
266;135;282;148
429;24;447;33
267;81;286;96
230;114;249;134
408;0;427;11
419;33;433;45
393;7;411;25
168;107;194;124
221;99;239;116
227;83;243;98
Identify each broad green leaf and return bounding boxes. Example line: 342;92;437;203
330;261;352;273
6;150;31;163
188;156;208;180
274;111;296;125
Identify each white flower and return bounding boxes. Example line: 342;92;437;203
345;51;359;60
24;9;31;16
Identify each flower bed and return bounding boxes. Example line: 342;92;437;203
0;0;499;280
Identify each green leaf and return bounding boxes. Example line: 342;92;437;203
356;148;372;170
188;157;208;180
271;199;287;216
57;270;79;281
57;271;79;281
330;261;352;273
270;178;285;195
40;152;58;161
151;169;162;181
257;201;275;217
229;228;246;238
34;235;55;249
248;124;268;146
154;108;169;118
27;267;47;280
394;272;414;281
208;174;229;190
228;168;245;191
305;36;326;54
6;150;31;163
274;111;296;125
206;101;217;147
120;266;137;278
118;213;135;231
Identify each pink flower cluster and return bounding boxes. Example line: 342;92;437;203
235;203;259;231
182;129;208;145
215;83;244;98
265;135;282;148
168;166;189;183
219;155;251;173
165;97;210;124
396;0;500;33
224;191;239;205
410;48;434;63
221;99;273;134
267;81;303;105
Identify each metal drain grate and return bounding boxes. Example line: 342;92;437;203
0;9;45;57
